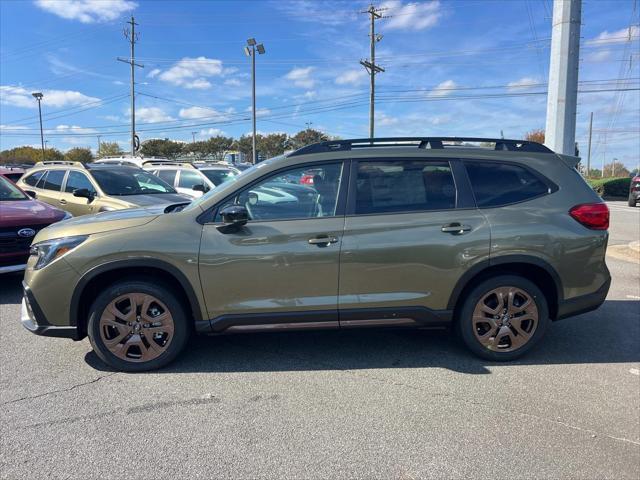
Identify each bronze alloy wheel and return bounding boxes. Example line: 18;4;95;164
472;286;539;352
99;293;175;362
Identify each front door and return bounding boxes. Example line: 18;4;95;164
59;170;99;216
199;161;348;332
338;158;490;326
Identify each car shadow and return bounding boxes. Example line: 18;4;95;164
3;274;637;375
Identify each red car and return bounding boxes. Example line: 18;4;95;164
629;175;640;207
0;176;70;274
0;166;26;183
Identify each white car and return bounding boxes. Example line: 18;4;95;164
145;163;240;198
93;156;174;168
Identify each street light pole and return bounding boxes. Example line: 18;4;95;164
245;38;265;164
32;92;45;161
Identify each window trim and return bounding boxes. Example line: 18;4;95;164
345;157;460;217
23;170;45;188
462;158;558;209
41;169;68;192
62;169;98;195
197;159;351;225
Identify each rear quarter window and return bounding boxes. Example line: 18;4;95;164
464;161;550;207
23;170;45;187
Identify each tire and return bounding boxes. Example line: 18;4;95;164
629;195;637;207
87;278;190;372
456;275;550;361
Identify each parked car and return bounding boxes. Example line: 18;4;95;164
145;162;239;199
21;137;610;372
0;176;70;274
0;166;26;183
16;161;190;216
92;156;174;168
628;175;640;207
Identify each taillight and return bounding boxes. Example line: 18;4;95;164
569;203;609;230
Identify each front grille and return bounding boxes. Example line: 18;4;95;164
0;224;47;255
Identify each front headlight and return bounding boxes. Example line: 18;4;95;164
29;235;88;270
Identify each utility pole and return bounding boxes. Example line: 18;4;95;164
305;121;313;130
360;4;386;139
97;135;101;157
244;38;265;164
118;16;143;157
192;132;197;143
544;0;581;155
31;92;45;161
586;112;593;176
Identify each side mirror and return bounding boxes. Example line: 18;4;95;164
73;188;95;202
192;184;207;193
219;205;248;227
24;190;37;199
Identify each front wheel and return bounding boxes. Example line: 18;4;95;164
629;195;637;207
456;275;550;361
87;279;190;372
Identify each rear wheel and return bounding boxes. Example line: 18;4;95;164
629;195;637;207
456;275;549;361
87;279;190;372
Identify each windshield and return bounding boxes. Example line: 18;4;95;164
0;176;28;201
91;169;177;195
201;168;237;186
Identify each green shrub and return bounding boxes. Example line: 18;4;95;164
586;177;631;197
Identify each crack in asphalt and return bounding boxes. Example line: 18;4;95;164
0;372;118;406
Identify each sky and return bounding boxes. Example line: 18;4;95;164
0;0;638;169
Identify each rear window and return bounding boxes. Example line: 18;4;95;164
23;170;44;187
465;161;549;207
42;170;66;191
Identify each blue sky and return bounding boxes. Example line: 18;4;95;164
0;0;638;169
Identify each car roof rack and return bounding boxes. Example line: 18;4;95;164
34;160;85;167
287;137;553;157
145;161;195;168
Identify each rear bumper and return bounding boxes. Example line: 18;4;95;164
556;276;611;320
21;282;79;339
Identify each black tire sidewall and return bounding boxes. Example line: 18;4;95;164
87;279;190;372
456;275;550;361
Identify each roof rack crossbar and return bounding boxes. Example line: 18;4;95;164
288;137;553;156
34;160;86;167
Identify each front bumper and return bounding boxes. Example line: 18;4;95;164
21;282;79;339
556;276;611;320
0;264;26;274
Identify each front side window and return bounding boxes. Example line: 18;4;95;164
355;160;456;214
42;170;66;192
217;162;343;221
90;169;176;195
23;170;45;187
464;161;549;207
178;170;206;189
0;176;28;201
65;171;96;194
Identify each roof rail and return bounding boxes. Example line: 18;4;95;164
287;137;553;157
145;161;195;168
34;160;85;167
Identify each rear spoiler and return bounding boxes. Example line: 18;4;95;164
557;154;581;169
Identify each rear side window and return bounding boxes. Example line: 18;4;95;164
355;160;456;214
156;170;177;185
42;170;66;191
464;161;549;207
23;170;45;187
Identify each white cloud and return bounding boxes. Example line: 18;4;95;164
335;69;366;86
134;107;174;123
377;112;398;126
224;78;243;87
0;85;100;108
199;128;226;137
0;124;28;131
428;80;457;97
54;124;97;134
157;57;223;89
245;106;271;117
147;68;161;79
179;106;226;120
285;67;315;88
303;91;317;99
587;26;639;45
34;0;137;23
586;50;613;63
507;77;540;91
381;0;442;31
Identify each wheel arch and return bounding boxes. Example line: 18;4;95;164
71;259;204;338
447;255;563;320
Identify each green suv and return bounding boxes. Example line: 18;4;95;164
21;138;611;372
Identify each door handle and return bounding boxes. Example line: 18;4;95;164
441;223;472;235
308;235;339;246
59;199;67;205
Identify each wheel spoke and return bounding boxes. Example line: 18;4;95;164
103;328;129;347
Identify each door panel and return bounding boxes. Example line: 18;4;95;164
36;170;65;208
59;170;99;216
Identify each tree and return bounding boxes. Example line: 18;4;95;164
64;147;93;164
259;133;289;158
232;135;257;157
586;168;602;178
140;139;184;159
205;136;234;161
602;160;630;178
98;141;123;158
0;145;63;164
524;129;545;144
289;129;329;150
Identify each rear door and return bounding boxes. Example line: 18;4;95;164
176;169;207;198
338;158;490;326
36;169;66;208
59;170;99;216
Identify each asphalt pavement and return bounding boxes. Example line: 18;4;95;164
1;202;638;479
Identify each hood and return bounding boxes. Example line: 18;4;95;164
0;199;65;228
119;193;192;207
33;205;164;243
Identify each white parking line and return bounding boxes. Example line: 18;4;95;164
626;295;640;300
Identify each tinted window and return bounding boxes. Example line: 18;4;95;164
217;163;343;221
23;170;44;187
465;161;549;207
0;176;28;201
355;160;456;214
178;170;205;189
90;169;176;195
156;169;177;185
65;171;96;194
42;170;66;191
201;169;236;186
